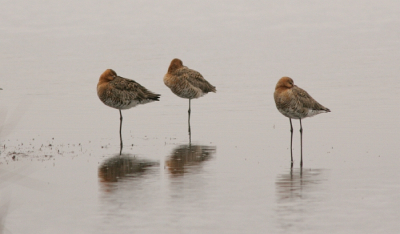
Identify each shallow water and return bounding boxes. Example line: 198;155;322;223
1;1;400;233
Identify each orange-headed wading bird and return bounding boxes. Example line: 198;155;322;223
97;69;160;154
163;58;216;136
274;77;330;167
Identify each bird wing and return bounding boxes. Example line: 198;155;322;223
291;85;327;111
180;67;216;93
110;76;160;102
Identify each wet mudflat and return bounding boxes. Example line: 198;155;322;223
1;1;400;233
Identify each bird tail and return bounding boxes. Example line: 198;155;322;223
149;93;161;101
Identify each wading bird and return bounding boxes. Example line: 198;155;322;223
163;58;216;136
274;77;330;167
97;69;160;155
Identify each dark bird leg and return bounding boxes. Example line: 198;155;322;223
289;118;293;168
299;118;303;167
188;99;191;136
119;109;123;155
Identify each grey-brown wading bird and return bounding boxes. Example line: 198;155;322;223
163;58;216;139
274;77;330;167
97;69;160;155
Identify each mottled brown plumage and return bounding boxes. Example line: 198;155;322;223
274;77;330;119
97;69;160;110
164;58;216;100
274;76;330;167
97;69;160;155
164;58;216;134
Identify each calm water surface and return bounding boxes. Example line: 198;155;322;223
1;1;399;233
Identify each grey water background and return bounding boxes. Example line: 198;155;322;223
1;0;399;233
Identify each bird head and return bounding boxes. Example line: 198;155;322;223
99;69;117;82
168;58;183;73
276;77;294;90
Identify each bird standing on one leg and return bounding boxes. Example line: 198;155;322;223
274;77;330;167
163;58;216;137
97;69;160;155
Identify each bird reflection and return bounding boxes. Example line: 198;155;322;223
275;168;328;231
166;144;216;176
276;168;327;201
188;120;191;143
98;154;158;183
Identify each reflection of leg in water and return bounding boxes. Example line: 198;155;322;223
119;110;123;155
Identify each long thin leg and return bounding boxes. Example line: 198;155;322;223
188;99;191;136
119;109;123;155
299;118;303;167
289;118;293;168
